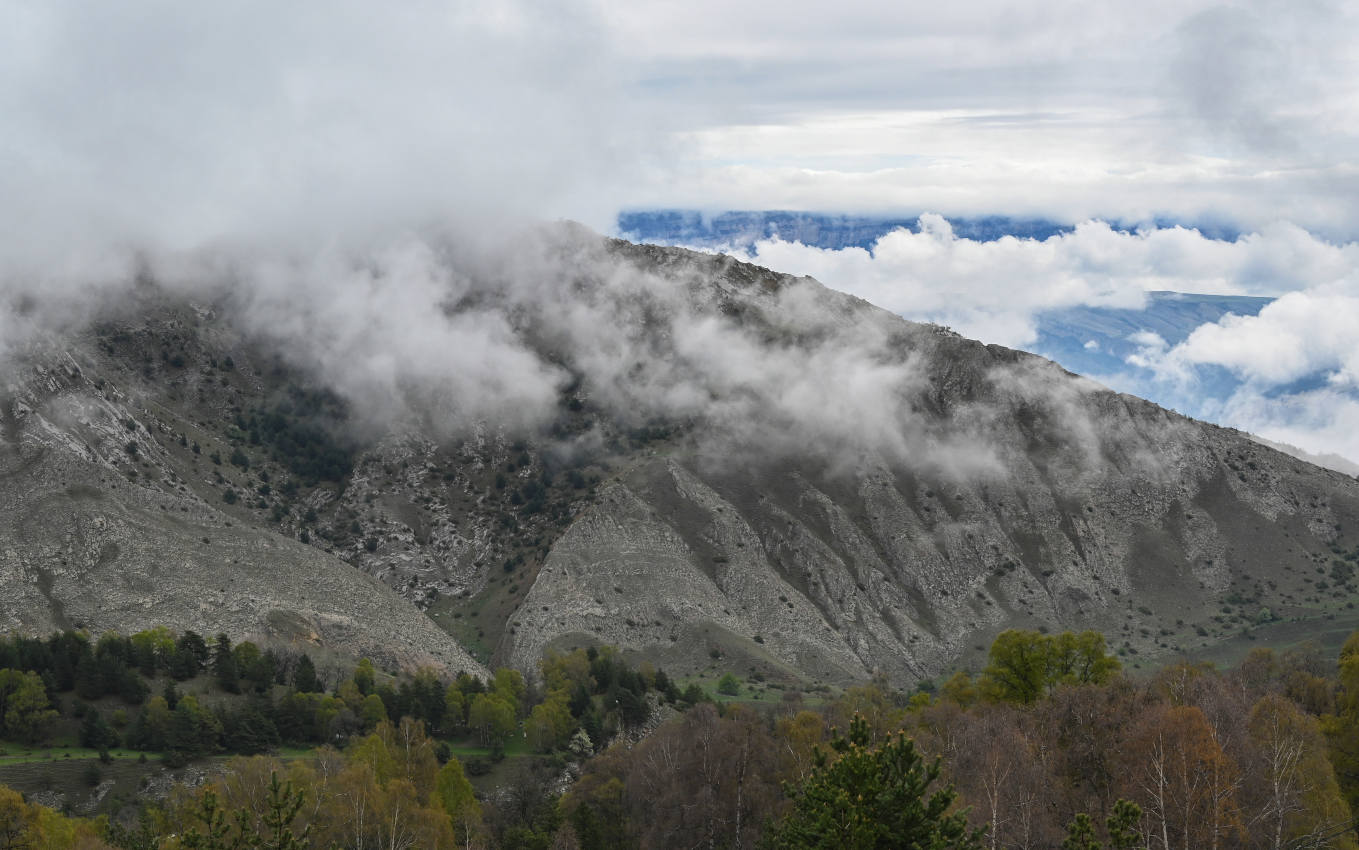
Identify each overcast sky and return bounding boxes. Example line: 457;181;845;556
3;0;1359;458
6;0;1358;251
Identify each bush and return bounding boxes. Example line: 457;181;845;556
465;757;491;776
716;674;740;697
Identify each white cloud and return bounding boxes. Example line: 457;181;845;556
0;0;673;274
1168;289;1359;386
706;216;1359;460
607;0;1359;236
728;216;1359;348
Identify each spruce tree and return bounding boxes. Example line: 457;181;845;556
764;714;983;850
213;634;239;694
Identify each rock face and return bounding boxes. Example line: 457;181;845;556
0;342;487;678
2;230;1358;687
505;239;1359;684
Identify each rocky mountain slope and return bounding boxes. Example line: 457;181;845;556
2;229;1357;687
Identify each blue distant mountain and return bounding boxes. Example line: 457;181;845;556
1029;292;1272;408
617;209;1243;253
618;210;1072;252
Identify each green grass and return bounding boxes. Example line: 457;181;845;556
0;742;150;765
274;746;320;760
677;674;835;709
446;734;531;759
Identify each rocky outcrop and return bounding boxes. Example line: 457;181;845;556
0;349;486;677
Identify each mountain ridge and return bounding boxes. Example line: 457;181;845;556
1;229;1356;686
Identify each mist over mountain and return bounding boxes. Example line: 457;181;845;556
621;209;1359;469
3;225;1358;688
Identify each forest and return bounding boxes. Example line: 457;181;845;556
0;625;1356;848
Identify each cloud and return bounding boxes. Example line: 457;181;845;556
0;219;1016;480
684;216;1359;461
4;2;1358;469
725;216;1358;349
0;0;670;275
1168;289;1359;387
1165;0;1359;160
608;0;1359;236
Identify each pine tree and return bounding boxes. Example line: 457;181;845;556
292;654;320;693
255;772;311;850
764;714;984;849
1061;814;1101;850
79;707;119;750
213;634;239;694
1106;800;1142;850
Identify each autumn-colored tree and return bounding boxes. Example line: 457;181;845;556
948;706;1050;850
825;682;899;742
0;787;35;850
774;710;829;785
1148;660;1216;707
1118;704;1241;850
1035;679;1144;818
634;703;781;849
562;703;782;849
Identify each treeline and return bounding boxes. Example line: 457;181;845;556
0;718;481;850
561;629;1359;850
0;627;684;772
11;627;1359;848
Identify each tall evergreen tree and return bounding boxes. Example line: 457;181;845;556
765;714;984;850
292;654;319;693
213;634;239;694
79;707;120;750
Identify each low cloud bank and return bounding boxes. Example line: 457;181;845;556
725;217;1359;461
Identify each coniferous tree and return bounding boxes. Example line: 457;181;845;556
765;714;984;850
79;707;120;750
213;634;240;694
1106;800;1142;850
292;654;319;693
1061;814;1101;850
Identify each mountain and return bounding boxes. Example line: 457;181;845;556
617;209;1244;253
1027;291;1273;414
2;228;1357;688
618;210;1074;253
1031;291;1272;384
